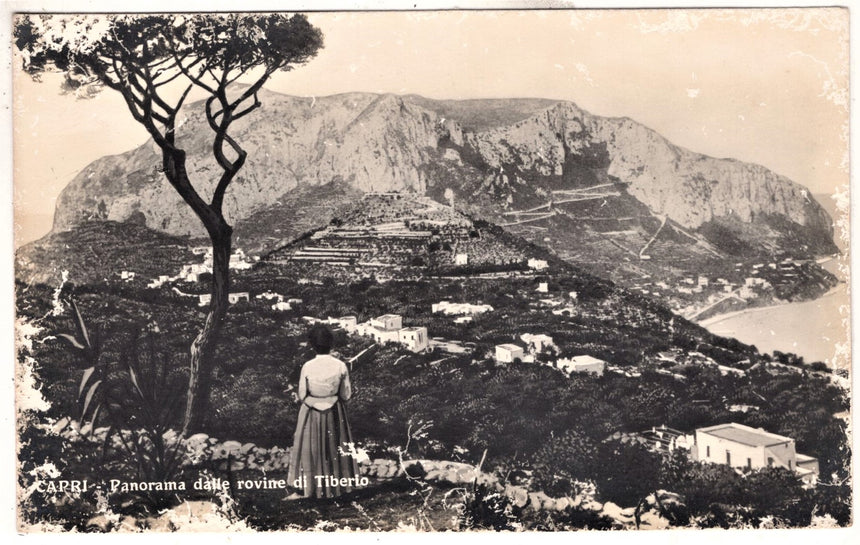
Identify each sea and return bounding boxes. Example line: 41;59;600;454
701;257;850;371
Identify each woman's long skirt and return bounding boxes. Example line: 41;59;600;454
287;400;361;498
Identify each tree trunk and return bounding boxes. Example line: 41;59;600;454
182;226;231;435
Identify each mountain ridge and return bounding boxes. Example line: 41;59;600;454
49;89;834;256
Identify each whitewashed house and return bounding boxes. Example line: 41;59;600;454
371;314;402;331
432;301;493;316
228;292;250;304
527;258;548;270
271;301;292;311
256;291;283;302
198;294;212;306
368;314;403;343
520;333;555;354
329;316;358;333
536;282;549;293
556;355;606;376
229;249;253;270
120;271;136;281
398;327;429;352
495;344;524;363
454;253;469;266
693;422;819;485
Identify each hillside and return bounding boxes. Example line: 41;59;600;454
15;221;195;286
259;192;555;280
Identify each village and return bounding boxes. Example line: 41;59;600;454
628;257;836;321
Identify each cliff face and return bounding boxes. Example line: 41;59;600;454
464;102;832;234
51;89;834;255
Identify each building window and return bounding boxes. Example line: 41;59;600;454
706;446;710;457
789;460;792;470
726;451;731;466
747;458;752;469
767;457;773;467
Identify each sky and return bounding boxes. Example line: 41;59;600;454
11;7;849;247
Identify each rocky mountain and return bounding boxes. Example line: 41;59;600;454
32;90;837;300
51;90;833;247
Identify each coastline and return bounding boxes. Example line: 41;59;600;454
699;281;849;368
697;282;847;328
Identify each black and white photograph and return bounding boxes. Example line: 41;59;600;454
9;3;853;534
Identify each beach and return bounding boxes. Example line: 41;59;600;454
701;256;850;370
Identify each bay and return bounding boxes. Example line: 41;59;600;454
700;257;850;370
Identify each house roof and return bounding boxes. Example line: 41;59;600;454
697;422;793;448
568;355;606;365
496;343;523;352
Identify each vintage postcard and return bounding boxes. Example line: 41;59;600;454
10;5;853;534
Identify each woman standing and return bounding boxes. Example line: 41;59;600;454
287;324;361;499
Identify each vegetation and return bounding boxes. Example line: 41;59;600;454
15;13;324;434
15;265;851;529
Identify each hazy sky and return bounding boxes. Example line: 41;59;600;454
12;8;849;247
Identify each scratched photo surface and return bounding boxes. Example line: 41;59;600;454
12;8;851;532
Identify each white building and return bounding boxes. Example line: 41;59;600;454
329;316;358;333
454;316;473;324
495;344;524;363
271;301;292;311
120;271;136;281
229;249;253;270
256;291;283;302
527;258;548;270
697;276;709;287
738;286;756;300
431;301;494;316
454;253;469;266
366;314;403;344
179;262;210;282
370;314;402;331
198;294;212;306
520;333;555;354
556;355;606;376
536;282;549;293
693;422;819;485
398;327;429;352
228;292;250;304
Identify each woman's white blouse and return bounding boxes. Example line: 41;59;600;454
299;354;352;410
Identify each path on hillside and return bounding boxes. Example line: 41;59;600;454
639;214;667;259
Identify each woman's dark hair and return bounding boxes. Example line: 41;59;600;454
308;324;334;354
